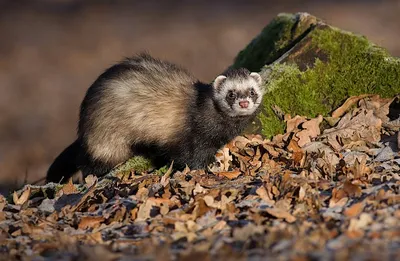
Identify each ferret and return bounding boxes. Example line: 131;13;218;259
46;53;264;183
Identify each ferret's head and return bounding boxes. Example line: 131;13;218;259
213;68;263;117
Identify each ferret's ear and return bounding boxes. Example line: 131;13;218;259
213;75;227;89
250;72;262;85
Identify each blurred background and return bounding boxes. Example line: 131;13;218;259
0;0;399;191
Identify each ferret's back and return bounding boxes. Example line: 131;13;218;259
80;54;197;163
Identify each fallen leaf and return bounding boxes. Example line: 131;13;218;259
256;185;275;205
295;115;323;147
0;195;5;211
78;216;105;230
287;138;304;166
13;186;31;205
359;95;397;124
216;170;241;180
69;182;97;212
214;147;233;171
329;188;349;208
136;199;156;221
262;143;280;158
232;223;264;241
343;181;362;198
348;157;369;179
265;207;296;223
344;202;364;218
85;175;98;188
322;109;382;150
285;115;307;133
299;186;306;201
62;178;78;195
348;213;373;231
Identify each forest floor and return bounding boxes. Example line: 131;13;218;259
1;94;399;261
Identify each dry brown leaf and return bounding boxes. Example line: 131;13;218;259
329;188;349;208
135;187;149;201
348;157;369;179
329;197;348;208
232;136;251;150
0;195;5;212
78;216;105;230
295;115;323;147
130;208;138;221
84;175;98;188
244;147;255;156
203;193;235;211
69;182;97;212
62;178;78;195
192;198;212;219
136;199;156;221
212;220;227;232
232;223;264;241
287;138;304;166
216;170;242;180
285;115;307;133
193;183;208;196
256;185;275;205
343;181;362;198
359;95;397;124
348;213;373;231
262;143;280;158
265;207;296;223
299;186;306;201
13;186;31;205
220;147;233;170
344;202;364;218
108;206;127;223
345;230;364;239
322;109;382;151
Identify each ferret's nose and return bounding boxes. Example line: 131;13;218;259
239;101;249;108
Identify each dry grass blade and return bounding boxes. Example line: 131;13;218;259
331;94;374;118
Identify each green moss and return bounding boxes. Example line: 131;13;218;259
108;155;154;177
153;165;170;176
256;24;400;138
233;13;313;71
106;155;171;178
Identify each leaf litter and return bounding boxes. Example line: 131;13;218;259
0;94;399;261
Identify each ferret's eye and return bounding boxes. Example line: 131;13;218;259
249;89;256;97
227;91;236;99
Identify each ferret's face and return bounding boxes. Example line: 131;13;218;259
213;71;263;117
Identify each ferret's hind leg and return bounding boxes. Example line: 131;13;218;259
77;152;116;178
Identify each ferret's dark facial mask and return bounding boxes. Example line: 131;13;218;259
213;72;263;117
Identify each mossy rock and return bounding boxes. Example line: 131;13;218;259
232;12;400;138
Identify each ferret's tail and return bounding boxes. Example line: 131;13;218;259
46;139;81;183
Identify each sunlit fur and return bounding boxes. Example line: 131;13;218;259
46;54;264;183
